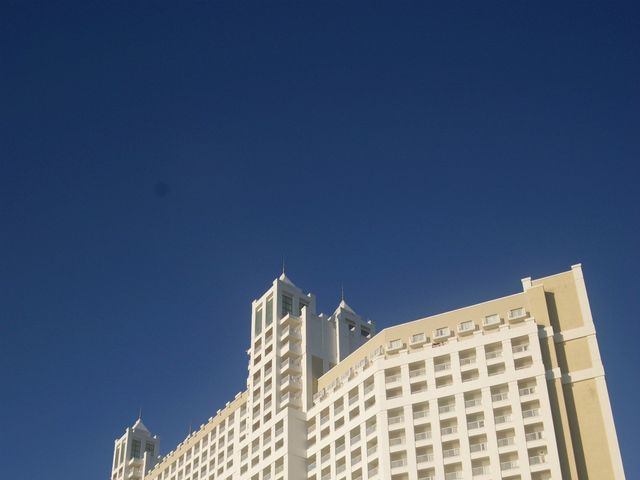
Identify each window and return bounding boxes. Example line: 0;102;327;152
347;321;356;332
435;327;450;338
298;300;308;316
389;339;403;349
265;296;273;325
255;307;263;335
411;333;426;343
484;314;500;326
361;328;370;337
131;439;141;459
281;295;293;317
145;442;155;456
459;320;474;332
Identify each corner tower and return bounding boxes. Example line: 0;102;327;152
111;418;160;480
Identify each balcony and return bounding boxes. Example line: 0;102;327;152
526;431;543;442
280;326;301;342
467;420;485;430
433;327;451;342
497;437;515;447
281;341;302;357
413;410;429;420
492;392;508;402
410;332;427;346
440;426;457;436
443;448;459;458
465;398;482;409
508;307;527;322
279;313;301;327
519;387;536;397
281;392;301;408
483;314;501;328
460;357;476;367
522;408;539;419
529;455;546;465
389;436;405;447
281;358;301;374
500;460;518;471
472;466;490;476
485;350;502;360
409;368;426;378
444;472;462;480
385;374;402;384
494;414;512;425
434;362;451;373
281;375;302;391
390;458;408;469
512;344;530;355
388;415;404;426
415;431;431;441
457;321;475;335
387;340;405;353
470;442;487;453
438;404;455;415
416;453;434;464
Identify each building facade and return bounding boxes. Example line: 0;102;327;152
110;265;625;480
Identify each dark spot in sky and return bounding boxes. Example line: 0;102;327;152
154;182;170;197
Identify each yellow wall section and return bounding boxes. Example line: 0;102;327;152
565;379;615;479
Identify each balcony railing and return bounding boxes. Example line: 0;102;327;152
525;431;543;442
416;453;434;463
390;458;407;468
460;357;476;366
470;442;487;453
500;461;518;471
494;414;512;424
443;448;459;458
529;455;546;465
491;392;508;402
434;362;451;372
472;466;490;476
438;404;455;414
467;420;484;430
519;387;536;396
497;437;515;447
389;437;405;446
440;426;457;436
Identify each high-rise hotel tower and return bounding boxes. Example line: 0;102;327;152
110;265;625;480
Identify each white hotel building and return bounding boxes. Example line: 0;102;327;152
110;265;625;480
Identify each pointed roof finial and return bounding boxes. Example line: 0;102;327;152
341;283;345;302
138;406;142;421
188;420;193;436
282;256;286;275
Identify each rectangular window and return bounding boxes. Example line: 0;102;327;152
435;327;450;338
361;328;370;337
255;307;263;335
297;300;308;316
131;439;141;459
281;295;293;317
411;333;426;343
145;442;155;456
265;296;273;325
389;339;403;349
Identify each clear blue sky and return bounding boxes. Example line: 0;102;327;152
1;1;639;478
